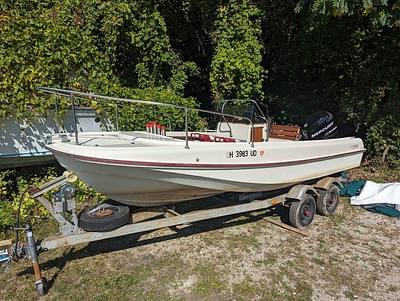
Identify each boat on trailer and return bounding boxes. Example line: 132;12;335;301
39;87;365;207
4;87;365;296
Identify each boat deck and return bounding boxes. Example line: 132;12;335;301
53;131;182;147
52;131;292;148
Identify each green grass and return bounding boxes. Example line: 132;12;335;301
232;277;258;300
193;264;226;298
256;252;278;266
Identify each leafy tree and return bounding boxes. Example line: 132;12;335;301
292;0;400;164
260;0;399;165
0;0;198;119
157;0;221;105
210;1;265;100
0;0;399;165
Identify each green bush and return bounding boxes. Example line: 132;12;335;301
0;0;198;119
0;166;103;232
210;0;265;100
89;86;207;132
366;117;400;167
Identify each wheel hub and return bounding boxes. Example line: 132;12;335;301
300;200;315;226
326;192;338;210
93;208;114;217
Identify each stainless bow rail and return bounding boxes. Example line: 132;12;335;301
37;87;269;148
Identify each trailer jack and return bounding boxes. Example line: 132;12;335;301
25;225;46;296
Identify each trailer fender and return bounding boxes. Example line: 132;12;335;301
313;177;340;191
286;184;319;202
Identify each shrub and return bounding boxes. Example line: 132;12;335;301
366;117;400;167
0;166;103;232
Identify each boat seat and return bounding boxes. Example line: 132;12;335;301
269;124;301;140
191;133;237;142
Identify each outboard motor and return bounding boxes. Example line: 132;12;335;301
301;111;338;140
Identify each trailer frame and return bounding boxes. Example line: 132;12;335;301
16;173;340;296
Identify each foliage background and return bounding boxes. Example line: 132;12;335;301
0;166;101;232
0;0;399;230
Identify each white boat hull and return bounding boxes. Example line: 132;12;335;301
47;132;364;207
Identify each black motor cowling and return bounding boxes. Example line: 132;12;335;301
301;111;338;140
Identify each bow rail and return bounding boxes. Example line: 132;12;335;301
37;87;268;148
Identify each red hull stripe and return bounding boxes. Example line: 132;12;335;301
48;146;365;170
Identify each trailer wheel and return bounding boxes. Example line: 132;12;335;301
316;184;339;216
79;202;131;232
289;194;316;229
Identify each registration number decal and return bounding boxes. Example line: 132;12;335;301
226;150;258;158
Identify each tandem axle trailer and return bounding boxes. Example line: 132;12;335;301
1;172;341;296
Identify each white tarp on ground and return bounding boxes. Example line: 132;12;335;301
351;181;400;209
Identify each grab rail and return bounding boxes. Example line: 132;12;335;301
37;87;259;148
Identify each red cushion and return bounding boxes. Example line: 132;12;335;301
191;133;236;142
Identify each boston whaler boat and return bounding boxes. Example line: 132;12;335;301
5;87;365;296
38;87;365;207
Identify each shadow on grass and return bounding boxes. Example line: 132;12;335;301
17;189;292;292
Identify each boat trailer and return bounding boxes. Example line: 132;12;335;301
1;173;342;296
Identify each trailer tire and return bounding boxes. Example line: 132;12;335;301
79;203;131;232
289;194;316;229
316;185;339;216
